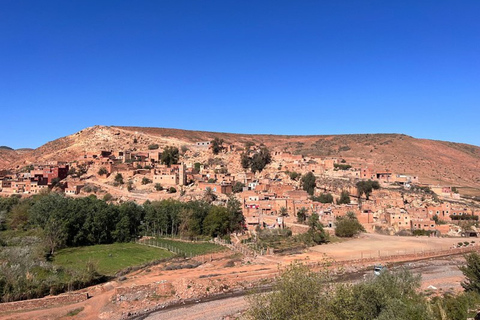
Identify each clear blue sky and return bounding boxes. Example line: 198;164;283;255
1;1;479;149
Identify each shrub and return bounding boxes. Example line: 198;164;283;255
142;177;152;185
114;173;124;185
335;212;365;237
148;144;159;150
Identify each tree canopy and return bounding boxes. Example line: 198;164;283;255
356;180;380;200
161;146;179;166
301;172;316;196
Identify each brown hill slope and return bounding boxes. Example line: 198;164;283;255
4;125;480;189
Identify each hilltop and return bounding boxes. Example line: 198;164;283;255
2;125;479;191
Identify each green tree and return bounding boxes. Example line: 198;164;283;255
203;187;217;203
460;252;480;293
287;171;301;181
160;146;179;166
203;206;231;237
297;207;308;223
306;213;327;244
227;195;245;233
194;162;202;173
279;207;288;217
148;143;159;150
241;153;251;170
211;138;224;155
337;190;351;204
98;167;108;176
154;183;163;191
356;180;380;200
142;177;152;185
301;172;316;196
114;173;124;185
250;147;271;173
232;181;245;193
312;193;333;203
335;211;365;237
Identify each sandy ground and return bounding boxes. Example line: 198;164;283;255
0;234;475;320
308;233;467;261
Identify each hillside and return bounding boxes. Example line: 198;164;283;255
2;125;480;190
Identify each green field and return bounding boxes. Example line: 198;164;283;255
152;238;226;256
54;243;174;276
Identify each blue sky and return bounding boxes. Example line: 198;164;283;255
1;1;479;149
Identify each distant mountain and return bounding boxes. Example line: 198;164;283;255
0;146;13;150
2;125;479;191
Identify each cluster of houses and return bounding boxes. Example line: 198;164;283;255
0;163;69;194
0;144;477;237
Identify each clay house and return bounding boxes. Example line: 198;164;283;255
360;167;376;180
65;183;84;195
284;190;310;201
151;164;186;186
385;209;411;230
197;181;233;195
234;172;255;186
195;141;211;147
427;203;452;221
375;171;393;183
411;218;436;232
30;165;69;184
0;178;12;192
25;178;48;194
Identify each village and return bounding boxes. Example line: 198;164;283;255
1;138;479;241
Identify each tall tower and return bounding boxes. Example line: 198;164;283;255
179;163;186;185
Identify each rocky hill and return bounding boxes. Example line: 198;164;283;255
3;125;480;191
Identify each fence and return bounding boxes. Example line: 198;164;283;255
214;238;261;257
136;238;195;258
352;243;478;261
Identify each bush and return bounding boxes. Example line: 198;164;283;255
336;190;351;205
233;181;245;193
312;193;333;203
98;167;108;176
103;193;113;201
142;177;152;185
335;212;365;237
148;144;159;150
154;183;163;191
333;163;352;170
286;171;301;181
114;173;124;185
168;187;177;193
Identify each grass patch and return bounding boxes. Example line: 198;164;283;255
154;238;225;256
66;307;84;316
54;243;174;276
